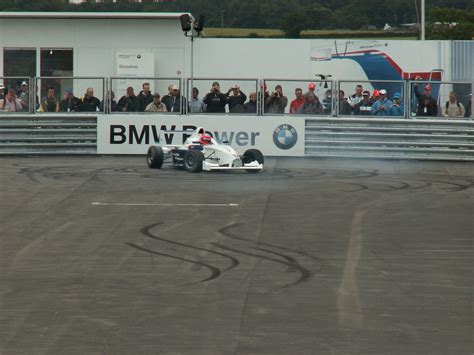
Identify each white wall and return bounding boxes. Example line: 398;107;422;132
0;16;457;91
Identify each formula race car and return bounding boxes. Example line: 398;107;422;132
146;127;264;173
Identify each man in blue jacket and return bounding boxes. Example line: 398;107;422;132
371;89;393;116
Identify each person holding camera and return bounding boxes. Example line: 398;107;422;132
226;84;247;113
265;84;288;114
203;82;228;113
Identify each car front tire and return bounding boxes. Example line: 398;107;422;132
147;146;164;169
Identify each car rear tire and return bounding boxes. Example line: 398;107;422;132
183;150;203;173
242;149;264;173
147;146;164;169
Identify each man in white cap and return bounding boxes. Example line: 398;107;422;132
162;85;182;113
18;81;30;112
371;89;393;116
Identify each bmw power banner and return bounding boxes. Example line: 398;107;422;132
97;114;305;156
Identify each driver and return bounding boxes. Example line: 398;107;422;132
199;134;212;145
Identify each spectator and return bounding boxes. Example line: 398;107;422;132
347;84;364;111
2;89;22;112
226;84;247;113
18;81;30;112
465;94;472;118
39;87;59;112
161;85;182;113
188;87;206;113
138;82;153;112
261;82;270;114
338;90;352;115
161;85;173;108
265;85;288;114
203;82;228;113
99;90;118;112
0;83;5;110
244;92;257;114
442;92;465;118
371;89;393;116
145;93;168;112
354;90;373;115
371;89;380;102
59;88;80;112
289;88;305;114
413;77;438;117
77;87;101;112
117;86;139;112
297;92;323;115
390;92;404;117
322;89;332;115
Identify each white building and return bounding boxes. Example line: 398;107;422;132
0;12;471;101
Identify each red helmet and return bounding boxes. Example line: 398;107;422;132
199;134;212;145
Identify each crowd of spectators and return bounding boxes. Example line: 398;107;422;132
0;79;471;119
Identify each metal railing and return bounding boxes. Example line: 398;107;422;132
1;77;472;119
109;77;182;114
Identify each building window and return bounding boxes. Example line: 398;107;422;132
40;48;73;102
2;48;36;90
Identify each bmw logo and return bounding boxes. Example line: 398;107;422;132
273;124;298;150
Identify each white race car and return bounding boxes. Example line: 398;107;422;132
146;127;264;173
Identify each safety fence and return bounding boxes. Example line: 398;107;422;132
1;77;472;119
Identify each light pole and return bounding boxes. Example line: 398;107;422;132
221;10;225;36
421;0;425;40
179;14;204;112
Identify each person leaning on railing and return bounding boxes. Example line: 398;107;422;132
353;90;373;116
390;92;404;117
265;85;288;114
226;84;247;113
117;87;139;112
77;88;101;112
59;88;80;112
18;81;30;112
243;92;257;114
442;92;465;118
370;89;393;116
2;89;22;112
297;92;323;115
38;87;59;112
465;94;472;118
145;93;167;112
203;82;228;113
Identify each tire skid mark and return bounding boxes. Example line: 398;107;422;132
219;223;321;263
340;182;369;192
255;247;313;281
141;223;239;272
125;242;221;286
210;242;310;288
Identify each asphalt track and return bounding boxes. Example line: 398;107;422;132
0;156;473;354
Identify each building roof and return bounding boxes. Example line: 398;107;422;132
0;12;190;20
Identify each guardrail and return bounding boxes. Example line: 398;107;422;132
0;114;97;155
305;117;474;161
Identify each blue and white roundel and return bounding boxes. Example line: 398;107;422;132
273;124;298;150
